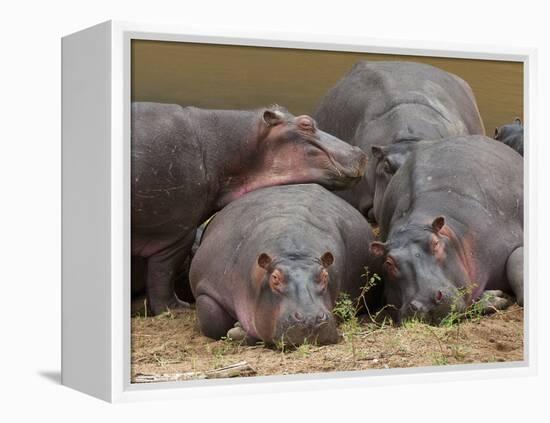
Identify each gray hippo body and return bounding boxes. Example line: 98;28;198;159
370;135;523;324
371;139;439;224
132;102;367;314
494;118;524;156
189;184;382;345
314;61;485;223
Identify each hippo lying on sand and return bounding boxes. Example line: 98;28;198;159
314;61;485;224
494;118;524;156
189;184;382;345
132;103;368;314
371;135;523;324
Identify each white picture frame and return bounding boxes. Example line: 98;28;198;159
61;20;537;403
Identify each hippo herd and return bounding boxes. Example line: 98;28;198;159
132;61;524;347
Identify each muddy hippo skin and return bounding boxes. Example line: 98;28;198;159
370;136;523;324
314;61;485;224
132;103;368;315
494;118;524;156
189;184;382;345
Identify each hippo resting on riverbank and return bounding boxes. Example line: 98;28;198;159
132;103;368;315
314;61;485;224
189;184;382;345
494;118;524;156
370;135;523;324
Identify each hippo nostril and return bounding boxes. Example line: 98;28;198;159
293;311;304;322
316;312;329;324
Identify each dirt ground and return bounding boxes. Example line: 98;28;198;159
131;304;523;383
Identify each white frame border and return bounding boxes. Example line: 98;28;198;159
106;20;537;402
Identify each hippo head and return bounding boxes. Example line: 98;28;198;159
252;251;339;346
252;108;367;190
370;217;472;325
494;118;523;141
371;141;417;224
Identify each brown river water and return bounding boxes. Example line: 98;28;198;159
132;40;523;136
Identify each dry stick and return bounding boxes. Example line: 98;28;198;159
205;361;256;379
133;361;256;383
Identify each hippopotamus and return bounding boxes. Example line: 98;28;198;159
314;61;485;224
189;184;382;345
132;103;367;315
370;135;523;324
371;140;423;225
494;118;524;156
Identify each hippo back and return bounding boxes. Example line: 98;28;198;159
190;184;383;334
315;61;485;140
380;136;523;234
313;61;485;220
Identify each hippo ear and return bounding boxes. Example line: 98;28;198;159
370;241;388;257
514;117;522;126
431;216;445;233
371;145;385;161
257;253;272;270
320;252;334;268
262;110;284;127
494;127;499;139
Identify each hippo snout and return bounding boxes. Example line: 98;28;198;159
276;311;338;346
399;293;467;325
289;311;330;326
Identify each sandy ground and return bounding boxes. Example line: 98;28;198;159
131;304;523;383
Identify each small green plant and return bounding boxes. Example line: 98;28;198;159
401;316;425;330
333;292;361;361
439;284;477;327
340;317;362;360
332;268;384;362
333;292;355;322
295;340;313;358
274;335;287;353
357;268;381;310
464;295;487;322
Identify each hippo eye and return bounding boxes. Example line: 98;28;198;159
269;272;285;294
297;118;315;132
431;238;441;252
318;269;329;290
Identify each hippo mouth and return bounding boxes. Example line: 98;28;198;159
308;138;367;182
274;320;339;346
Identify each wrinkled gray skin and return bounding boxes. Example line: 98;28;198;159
132;102;368;315
371;136;523;324
314;61;485;224
494;118;524;156
371;140;425;224
371;138;475;224
189;184;382;346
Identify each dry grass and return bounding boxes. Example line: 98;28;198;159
131;304;523;382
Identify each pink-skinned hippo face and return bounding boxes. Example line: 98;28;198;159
248;109;368;191
251;252;340;346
